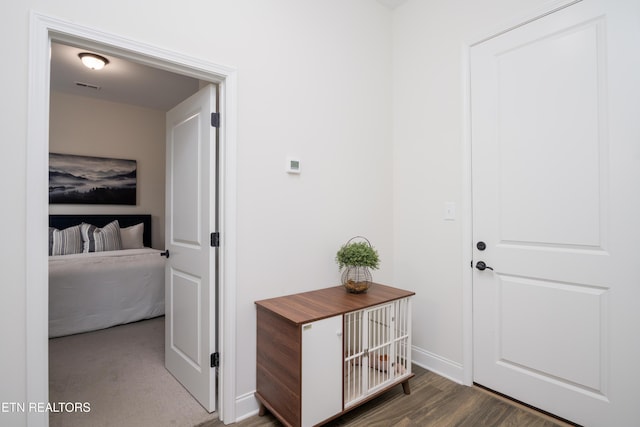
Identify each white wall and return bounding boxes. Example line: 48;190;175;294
49;91;166;249
392;0;567;379
1;1;392;425
3;0;615;424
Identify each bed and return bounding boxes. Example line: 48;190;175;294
48;214;166;338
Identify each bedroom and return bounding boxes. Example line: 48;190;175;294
4;1;640;427
47;40;216;424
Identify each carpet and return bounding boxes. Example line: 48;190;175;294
49;316;218;427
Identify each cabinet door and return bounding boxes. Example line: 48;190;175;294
301;315;343;427
344;303;395;406
344;299;412;408
365;303;395;394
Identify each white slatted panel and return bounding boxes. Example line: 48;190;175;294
344;298;412;408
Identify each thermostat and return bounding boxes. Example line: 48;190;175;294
286;157;301;174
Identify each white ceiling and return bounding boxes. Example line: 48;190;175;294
50;42;200;111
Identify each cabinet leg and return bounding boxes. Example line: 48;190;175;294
401;379;411;395
258;402;267;417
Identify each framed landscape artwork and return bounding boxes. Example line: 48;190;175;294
49;153;137;205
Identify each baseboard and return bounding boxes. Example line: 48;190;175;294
411;345;464;384
234;391;260;423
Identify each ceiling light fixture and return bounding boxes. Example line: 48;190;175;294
78;53;109;70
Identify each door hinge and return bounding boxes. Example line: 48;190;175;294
211;112;220;128
210;232;220;247
211;352;220;368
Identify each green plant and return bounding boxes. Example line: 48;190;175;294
336;240;380;270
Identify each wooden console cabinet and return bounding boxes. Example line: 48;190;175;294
255;283;415;427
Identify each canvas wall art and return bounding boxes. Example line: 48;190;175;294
49;153;137;205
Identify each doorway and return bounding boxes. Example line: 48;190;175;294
27;12;238;426
48;40;215;421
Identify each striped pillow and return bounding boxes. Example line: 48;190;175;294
81;220;123;253
49;225;84;256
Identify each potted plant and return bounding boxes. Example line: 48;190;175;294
336;236;380;293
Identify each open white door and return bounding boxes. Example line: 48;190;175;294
471;1;640;425
165;84;218;412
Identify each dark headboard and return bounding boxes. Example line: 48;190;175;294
49;214;152;248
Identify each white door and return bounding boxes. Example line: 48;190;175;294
471;1;640;426
165;84;218;412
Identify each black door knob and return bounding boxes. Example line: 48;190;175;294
160;249;170;259
476;241;486;251
476;261;493;271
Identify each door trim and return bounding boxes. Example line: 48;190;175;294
460;0;584;388
27;12;238;425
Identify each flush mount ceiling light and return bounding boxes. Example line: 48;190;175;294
78;52;109;70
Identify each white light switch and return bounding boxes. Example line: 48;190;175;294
444;202;456;221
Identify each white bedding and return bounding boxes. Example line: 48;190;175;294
49;248;166;338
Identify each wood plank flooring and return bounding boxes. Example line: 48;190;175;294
199;364;577;427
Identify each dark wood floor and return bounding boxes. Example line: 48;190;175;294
198;364;576;427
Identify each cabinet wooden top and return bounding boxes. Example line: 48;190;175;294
255;283;415;325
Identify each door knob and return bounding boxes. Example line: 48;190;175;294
476;261;493;271
476;241;486;251
160;250;170;258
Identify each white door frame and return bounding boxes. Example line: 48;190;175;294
26;12;238;426
460;0;583;387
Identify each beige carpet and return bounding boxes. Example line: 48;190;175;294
49;316;218;427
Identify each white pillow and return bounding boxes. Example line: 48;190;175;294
121;222;145;249
81;220;122;253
